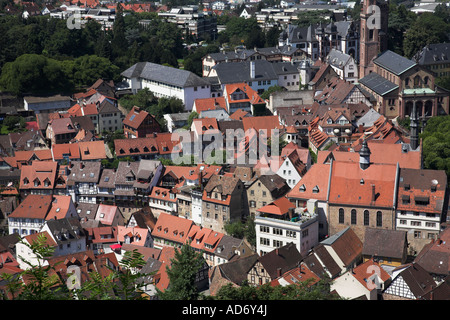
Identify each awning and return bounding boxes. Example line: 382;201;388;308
110;244;122;250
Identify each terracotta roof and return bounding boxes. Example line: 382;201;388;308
47;195;74;220
51;143;81;161
229;109;250;120
117;226;149;247
123;106;153;129
351;259;391;291
270;263;320;287
315;77;357;105
287;163;331;201
95;204;119;226
224;83;265;106
114;133;182;157
257;196;295;216
78;141;107;160
242;115;282;139
19;160;58;190
193;97;227;113
149;186;177;202
24;231;57;247
328;161;397;208
9;194;53;219
152;212;194;245
48;118;77;135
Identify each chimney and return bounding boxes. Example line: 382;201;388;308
277;267;282;277
371;184;376;202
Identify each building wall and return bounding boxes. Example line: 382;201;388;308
328;205;395;242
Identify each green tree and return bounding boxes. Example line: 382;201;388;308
403;12;450;58
420;115;450;180
0;54;72;95
156;244;205;300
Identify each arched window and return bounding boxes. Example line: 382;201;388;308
339;208;345;224
351;209;357;225
376;211;382;227
364;210;370;226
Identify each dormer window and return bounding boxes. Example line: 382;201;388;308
299;184;306;192
312;185;319;193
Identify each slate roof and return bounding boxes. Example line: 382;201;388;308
413;43;450;66
358;72;399;96
373;50;417;76
121;62;209;88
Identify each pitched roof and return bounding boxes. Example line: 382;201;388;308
47;195;74;220
358;72;399;96
257;196;295;216
213;60;278;84
123;106;152;129
19;160;58;190
224;83;265;106
388;263;436;298
321;227;363;267
351;259;391;291
413;43;450;66
242;115;281;138
362;228;407;260
193;97;227;113
152;212;194;244
414;227;450;276
258;243;303;280
287;162;331;201
270;263;320;287
9;194;53;219
78;141;107;160
51;143;81;161
374;50;417;75
397;168;447;214
95;204;119;226
328;161;397;208
121;62;209;88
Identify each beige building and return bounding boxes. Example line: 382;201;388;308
246;174;290;217
202;175;247;233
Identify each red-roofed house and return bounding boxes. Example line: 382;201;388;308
192;96;227;114
117;226;152;248
270;263;320;288
19;160;58;197
95;204;124;226
152;212;194;249
223;83;265;115
78;141;107;161
123;106;161;138
51;143;81;163
331;259;391;300
8;194;78;236
46;118;78;145
148;186;177;215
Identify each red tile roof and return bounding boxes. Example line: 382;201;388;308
47;195;74;220
9;195;53;219
123;106;153;129
152;212;194;245
351;259;391;291
328;161;397;208
242;115;282;139
193;97;227;113
51;143;81;161
78;141;107;160
257;196;295;216
19;160;58;190
224;83;265;106
287;163;331;201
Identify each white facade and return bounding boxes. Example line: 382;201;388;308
255;204;319;256
396;210;441;239
8;217;45;236
191;189;203;225
331;271;378;300
16;239;49;270
276;157;303;189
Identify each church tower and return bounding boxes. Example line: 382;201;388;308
359;0;389;78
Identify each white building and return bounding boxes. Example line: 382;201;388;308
325;49;359;83
121;62;211;111
255;198;319;256
191;188;203;225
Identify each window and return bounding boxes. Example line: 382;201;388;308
364;210;370;226
339;208;345;224
273;228;283;235
260;226;269;233
273;240;283;248
351;209;357;225
376;211;382;227
260;237;270;246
